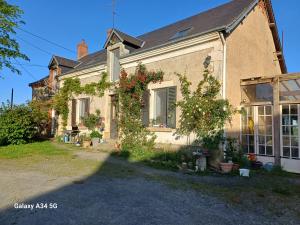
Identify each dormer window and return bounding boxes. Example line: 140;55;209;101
110;48;120;81
170;27;193;40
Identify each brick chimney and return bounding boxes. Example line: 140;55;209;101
77;39;88;60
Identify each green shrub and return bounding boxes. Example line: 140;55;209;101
0;104;39;145
82;110;101;131
90;130;102;139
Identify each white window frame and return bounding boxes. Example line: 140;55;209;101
280;104;300;159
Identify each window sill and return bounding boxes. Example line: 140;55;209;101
147;127;174;132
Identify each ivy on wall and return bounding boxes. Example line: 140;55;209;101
116;64;164;150
53;72;111;129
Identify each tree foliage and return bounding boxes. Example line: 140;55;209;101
176;68;236;149
116;64;163;150
53;72;111;129
0;103;41;145
0;0;29;77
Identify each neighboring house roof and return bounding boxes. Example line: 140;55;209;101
28;75;48;87
53;55;80;68
58;0;286;76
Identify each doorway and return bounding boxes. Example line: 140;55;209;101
110;95;118;139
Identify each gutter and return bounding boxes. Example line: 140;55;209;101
219;32;227;151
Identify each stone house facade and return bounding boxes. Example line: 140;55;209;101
30;0;300;173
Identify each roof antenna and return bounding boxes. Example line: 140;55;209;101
112;0;116;28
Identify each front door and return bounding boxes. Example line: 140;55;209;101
110;95;118;139
241;105;273;156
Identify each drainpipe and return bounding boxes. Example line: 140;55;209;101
219;32;226;99
219;32;227;153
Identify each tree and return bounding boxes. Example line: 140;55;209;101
0;0;29;77
176;68;236;149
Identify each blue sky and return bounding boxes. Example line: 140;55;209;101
1;0;299;104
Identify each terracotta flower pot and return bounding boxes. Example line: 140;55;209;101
82;140;91;148
232;163;240;171
220;162;233;173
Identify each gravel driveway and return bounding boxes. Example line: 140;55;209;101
0;150;298;225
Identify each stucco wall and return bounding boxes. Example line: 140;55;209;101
122;38;224;145
226;5;282;138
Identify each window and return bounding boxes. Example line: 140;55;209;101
110;48;120;81
170;27;193;40
241;107;255;154
79;98;90;121
153;87;176;128
257;106;273;156
282;104;299;159
52;70;57;90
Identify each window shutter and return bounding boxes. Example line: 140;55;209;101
142;90;150;126
71;99;77;126
167;87;176;128
85;98;90;116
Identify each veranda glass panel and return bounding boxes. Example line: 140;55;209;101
281;104;300;159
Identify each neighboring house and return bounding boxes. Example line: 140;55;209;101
30;0;300;173
29;53;81;135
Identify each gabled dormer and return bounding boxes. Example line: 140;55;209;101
104;29;145;82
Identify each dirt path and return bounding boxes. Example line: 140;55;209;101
0;145;299;225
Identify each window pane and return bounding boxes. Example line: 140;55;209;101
258;116;265;126
282;105;289;115
266;136;272;145
265;106;272;115
291;137;298;147
282;126;290;135
282;115;289;126
290;115;298;126
291;126;298;136
249;135;254;145
265;116;272;126
291;148;299;158
258;106;264;115
283;147;290;157
259;145;265;155
266;146;273;156
154;89;167;126
266;125;272;135
258;136;265;145
258;126;265;135
249;145;255;153
290;105;298;115
112;49;120;81
282;136;290;146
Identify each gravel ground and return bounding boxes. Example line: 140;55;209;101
0;150;298;225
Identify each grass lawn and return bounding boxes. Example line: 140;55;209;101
0;141;68;159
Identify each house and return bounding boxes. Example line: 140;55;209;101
29;54;80;135
30;0;300;173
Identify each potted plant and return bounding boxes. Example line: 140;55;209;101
225;138;243;171
220;161;233;173
81;135;91;148
90;130;102;148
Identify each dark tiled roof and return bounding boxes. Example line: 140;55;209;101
53;55;80;68
61;0;256;75
135;0;256;51
104;29;144;48
28;75;48;87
